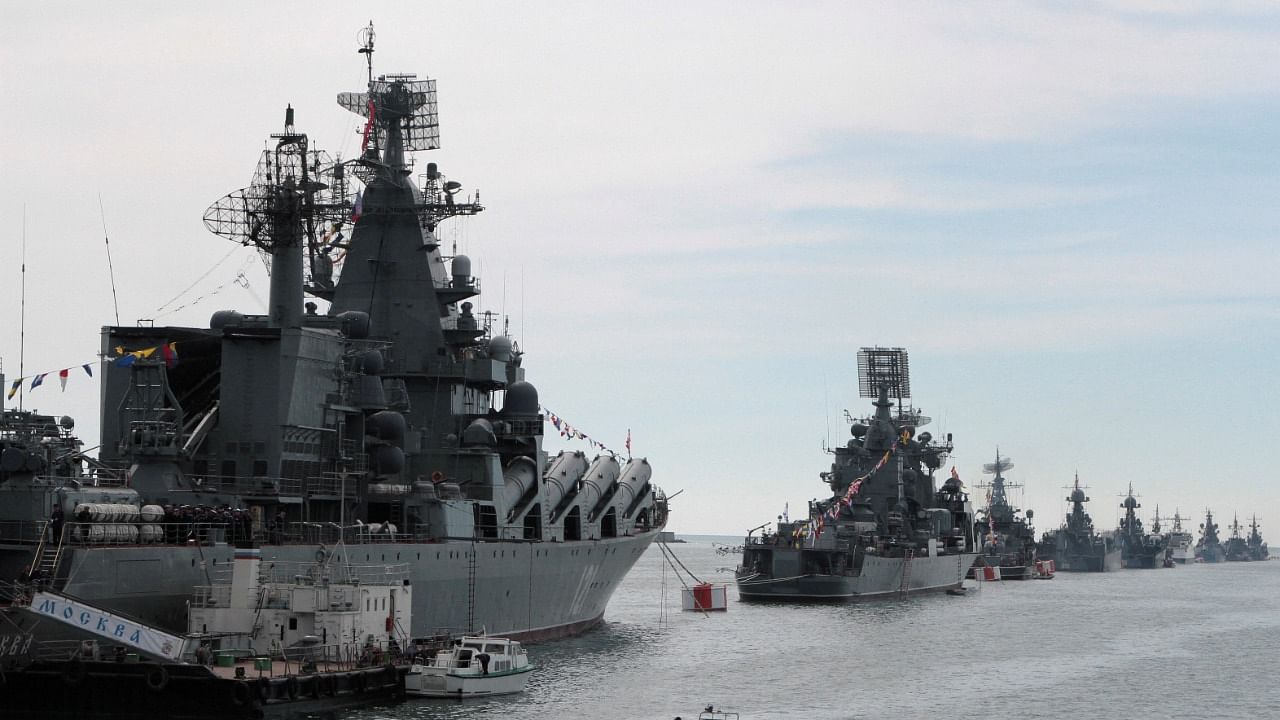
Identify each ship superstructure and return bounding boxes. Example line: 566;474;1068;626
0;26;666;643
1039;474;1121;572
735;348;977;600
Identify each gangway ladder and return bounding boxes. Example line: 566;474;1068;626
898;549;914;596
30;521;70;590
466;541;477;633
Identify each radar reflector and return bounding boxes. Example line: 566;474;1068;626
857;347;910;399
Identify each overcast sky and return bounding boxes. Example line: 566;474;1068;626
3;2;1278;536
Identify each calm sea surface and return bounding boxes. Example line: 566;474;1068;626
349;540;1280;720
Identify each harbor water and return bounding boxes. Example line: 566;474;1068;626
351;540;1280;720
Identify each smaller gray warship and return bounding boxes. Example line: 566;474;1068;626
1039;474;1121;572
1195;510;1225;563
1165;509;1195;564
1224;514;1252;562
1246;515;1269;561
968;451;1039;580
735;348;977;600
1116;484;1168;569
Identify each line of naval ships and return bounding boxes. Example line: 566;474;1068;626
0;32;1271;668
734;347;1269;599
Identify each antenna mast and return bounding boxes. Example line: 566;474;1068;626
19;207;27;411
358;21;376;84
99;194;122;325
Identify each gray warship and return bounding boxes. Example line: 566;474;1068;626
969;451;1038;580
1223;514;1252;562
1195;509;1225;563
1038;474;1121;572
0;26;667;643
735;348;977;600
1115;485;1168;569
1165;509;1195;564
1245;515;1269;561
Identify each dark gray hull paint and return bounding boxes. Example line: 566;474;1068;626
737;552;976;600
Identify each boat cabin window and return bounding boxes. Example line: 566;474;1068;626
484;643;506;654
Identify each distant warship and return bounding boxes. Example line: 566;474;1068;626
1116;485;1168;569
1224;514;1251;562
1165;509;1195;564
1246;516;1269;561
736;348;977;600
968;451;1038;580
1039;474;1121;572
0;25;667;644
1195;510;1225;563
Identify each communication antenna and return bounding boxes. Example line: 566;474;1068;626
99;194;122;325
358;21;376;84
18;206;26;410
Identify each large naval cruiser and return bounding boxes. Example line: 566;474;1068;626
1038;474;1121;572
1195;510;1225;563
735;348;977;600
0;27;667;642
1115;485;1168;569
969;451;1038;580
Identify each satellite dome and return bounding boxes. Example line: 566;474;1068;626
452;255;472;278
489;336;514;362
357;349;384;374
60;416;75;430
210;310;244;329
1070;488;1087;503
504;381;539;415
1123;496;1138;509
337;311;371;339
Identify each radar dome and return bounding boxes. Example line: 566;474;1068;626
452;255;472;278
60;416;75;430
503;381;539;415
489;336;514;363
337;311;371;339
210;310;244;329
1070;488;1087;503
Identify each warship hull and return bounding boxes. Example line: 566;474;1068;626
0;531;661;642
1050;548;1121;573
967;560;1035;580
1121;552;1165;569
737;552;976;601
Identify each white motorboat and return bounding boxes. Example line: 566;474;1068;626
404;635;533;698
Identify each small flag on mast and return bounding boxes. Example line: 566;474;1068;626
58;368;69;391
6;379;18;400
625;428;632;458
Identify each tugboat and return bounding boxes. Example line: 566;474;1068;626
1038;474;1122;572
1224;514;1252;562
735;348;977;600
1195;510;1226;563
1246;516;1269;561
1116;484;1168;569
968;451;1039;580
1165;509;1195;564
0;24;668;647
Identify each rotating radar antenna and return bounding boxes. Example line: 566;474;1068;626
983;454;1014;476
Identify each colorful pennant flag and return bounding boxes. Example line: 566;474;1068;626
30;373;46;390
58;368;69;391
82;364;93;377
6;379;18;400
